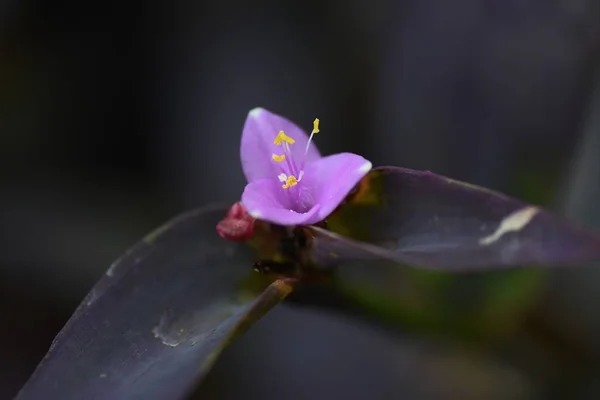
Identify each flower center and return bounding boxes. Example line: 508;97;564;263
271;118;320;189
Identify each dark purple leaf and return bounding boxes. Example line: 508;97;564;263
312;167;600;271
17;205;291;400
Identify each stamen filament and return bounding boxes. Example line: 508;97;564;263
282;141;299;178
299;117;320;178
303;118;320;155
271;119;320;190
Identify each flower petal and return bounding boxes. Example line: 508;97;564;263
301;153;372;221
241;178;321;226
240;108;321;182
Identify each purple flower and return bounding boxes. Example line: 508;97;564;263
240;108;372;226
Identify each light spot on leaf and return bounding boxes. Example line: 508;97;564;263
151;303;247;347
85;289;100;306
479;207;539;245
106;262;118;277
143;222;173;244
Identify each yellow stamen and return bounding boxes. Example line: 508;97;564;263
273;130;295;145
272;153;286;162
282;175;298;189
312;118;320;133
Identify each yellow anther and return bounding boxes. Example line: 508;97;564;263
274;130;295;146
312;118;320;133
272;153;286;162
282;175;298;189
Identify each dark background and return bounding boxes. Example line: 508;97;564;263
1;0;600;398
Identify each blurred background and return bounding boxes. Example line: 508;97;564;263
1;0;600;398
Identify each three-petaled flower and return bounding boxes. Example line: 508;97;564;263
240;108;372;226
